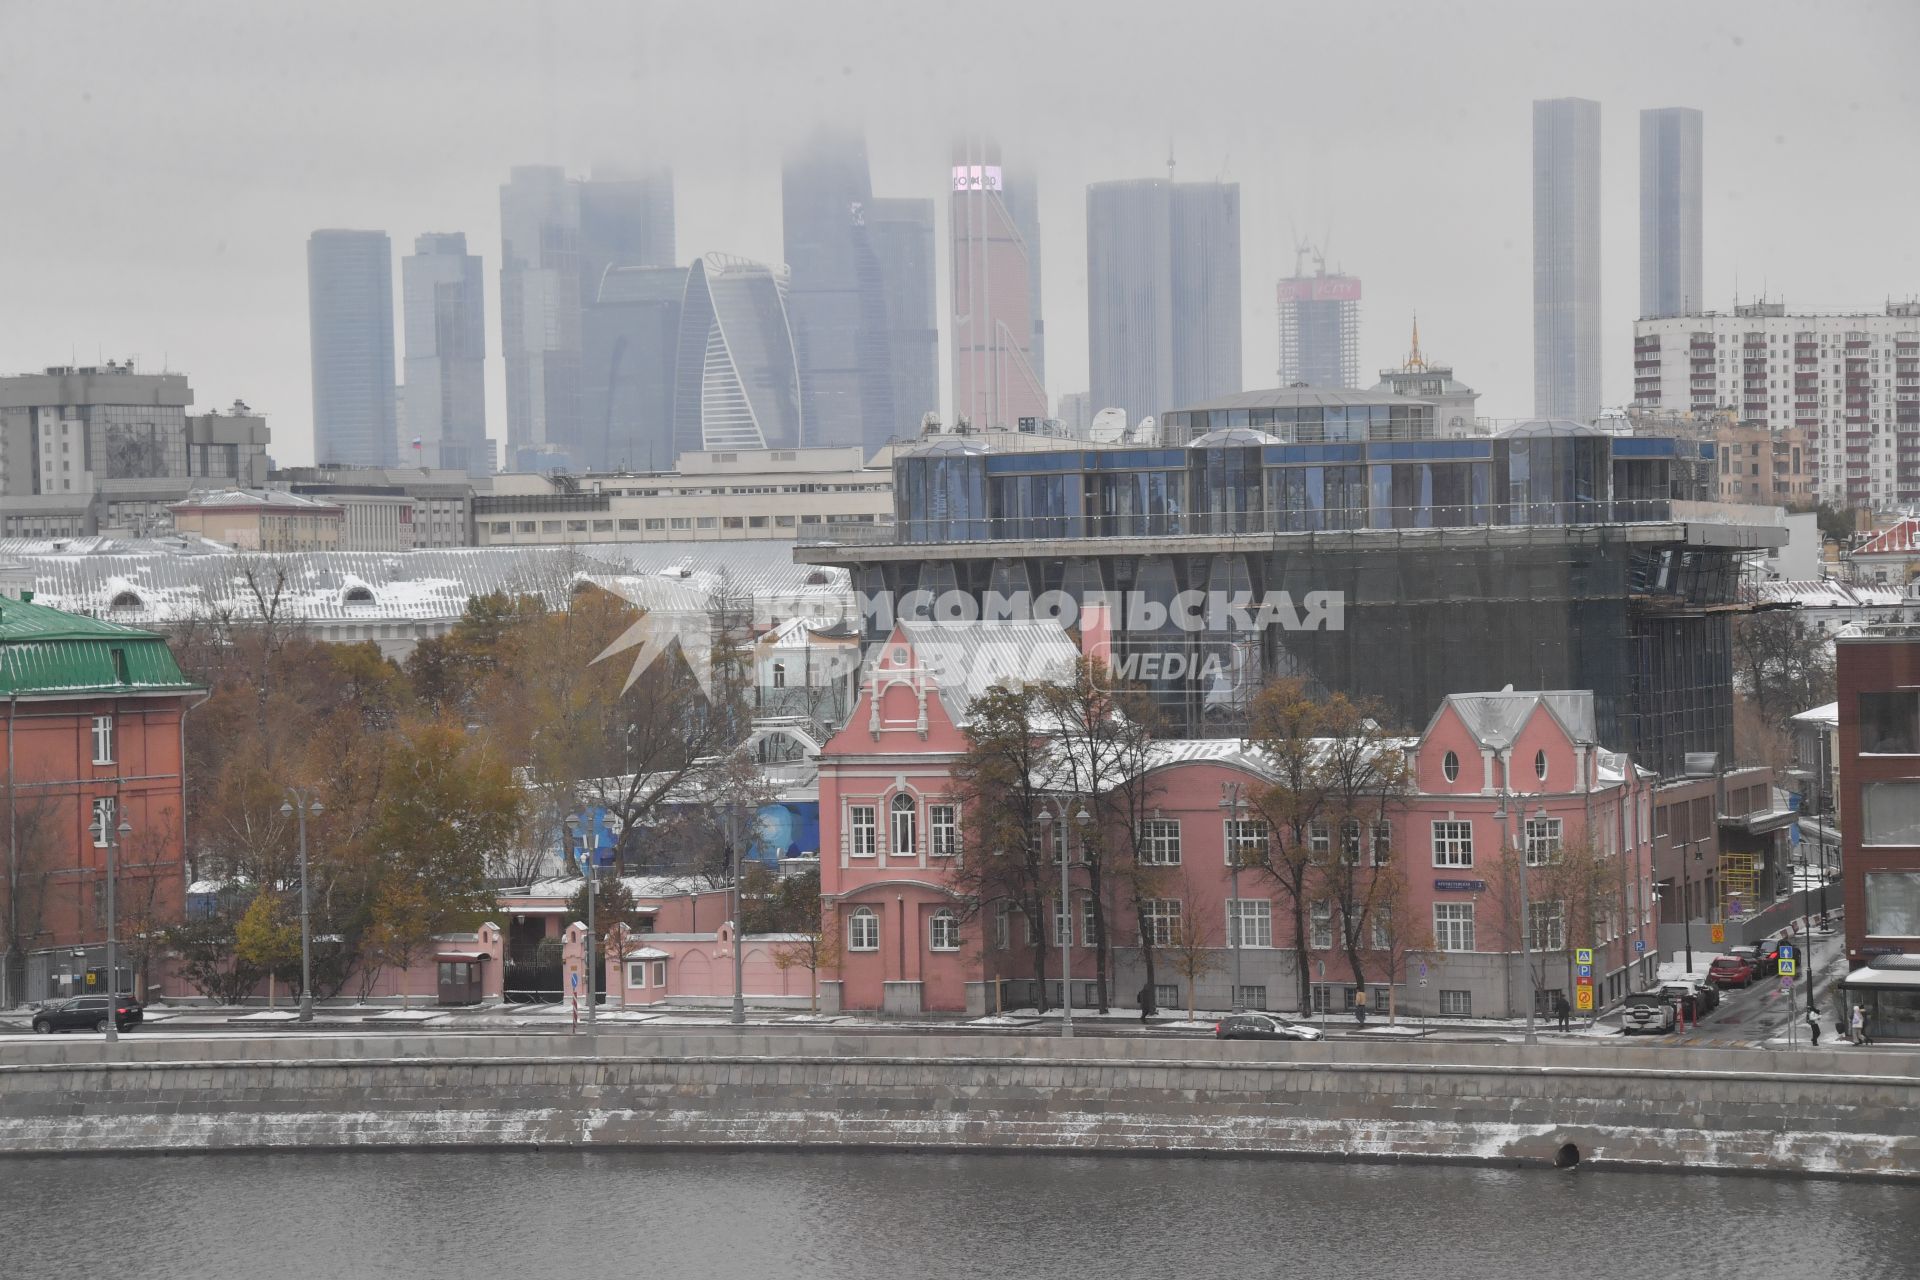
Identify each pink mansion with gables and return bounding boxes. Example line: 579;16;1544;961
817;621;1659;1021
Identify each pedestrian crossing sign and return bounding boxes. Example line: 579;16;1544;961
1779;957;1798;977
1574;947;1594;966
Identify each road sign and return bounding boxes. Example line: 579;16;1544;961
1418;978;1428;988
1575;987;1595;1011
1779;957;1798;977
1710;924;1725;944
1634;939;1646;953
1574;947;1594;966
1779;977;1792;993
1577;963;1592;978
1728;898;1743;918
1778;943;1796;960
569;971;580;991
1418;962;1429;979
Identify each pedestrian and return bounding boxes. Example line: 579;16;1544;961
1850;1003;1865;1046
1137;982;1154;1024
1555;992;1571;1032
1806;1005;1820;1047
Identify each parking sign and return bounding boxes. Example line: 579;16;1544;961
1577;963;1592;978
1634;939;1646;953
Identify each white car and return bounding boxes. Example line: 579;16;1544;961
1620;992;1677;1035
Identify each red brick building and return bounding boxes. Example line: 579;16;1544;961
1;594;199;1004
1835;627;1920;1038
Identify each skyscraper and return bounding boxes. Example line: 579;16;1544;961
1533;97;1603;423
401;232;487;473
307;229;397;467
584;264;686;471
868;197;939;433
1640;107;1704;320
578;166;676;287
499;166;582;457
782;131;895;454
951;140;1048;431
1277;245;1362;389
672;255;805;454
1001;165;1046;386
1086;178;1241;427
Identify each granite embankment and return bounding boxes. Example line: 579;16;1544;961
1;1033;1914;1179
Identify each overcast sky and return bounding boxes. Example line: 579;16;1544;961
2;0;1915;466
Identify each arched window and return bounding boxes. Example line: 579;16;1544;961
848;907;879;951
343;585;374;605
1535;749;1549;782
929;909;959;952
1442;751;1460;783
890;793;917;856
109;590;142;611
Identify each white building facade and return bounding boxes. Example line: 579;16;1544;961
1632;301;1920;509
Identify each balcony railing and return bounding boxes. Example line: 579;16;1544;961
796;500;1702;546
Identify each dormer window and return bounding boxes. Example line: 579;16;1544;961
1534;749;1549;782
1442;751;1460;783
342;585;375;606
109;590;142;611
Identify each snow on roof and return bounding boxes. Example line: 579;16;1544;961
1432;688;1597;751
1755;578;1905;609
894;619;1085;721
169;488;343;513
1792;701;1839;726
7;542;853;628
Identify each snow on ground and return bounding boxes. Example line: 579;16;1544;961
233;1010;300;1022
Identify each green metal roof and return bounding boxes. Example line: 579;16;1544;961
0;595;197;697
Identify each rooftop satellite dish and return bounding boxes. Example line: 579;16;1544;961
1128;415;1158;445
1088;407;1129;443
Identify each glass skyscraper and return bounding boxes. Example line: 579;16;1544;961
672;255;805;454
1086;178;1242;428
1640;107;1704;320
401;232;487;473
307;229;397;468
782;131;895;455
951;139;1049;433
1533;98;1603;423
868;197;939;434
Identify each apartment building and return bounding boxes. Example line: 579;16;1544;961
1632;300;1920;509
167;490;344;552
471;446;893;546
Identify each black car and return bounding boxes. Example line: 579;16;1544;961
1215;1013;1323;1042
31;994;143;1034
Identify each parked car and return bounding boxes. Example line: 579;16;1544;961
1621;992;1678;1035
1739;941;1782;979
1215;1013;1323;1042
1657;980;1715;1020
30;994;143;1034
1707;955;1756;988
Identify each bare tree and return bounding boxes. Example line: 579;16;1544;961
1245;678;1336;1014
1;792;60;1005
1161;874;1225;1021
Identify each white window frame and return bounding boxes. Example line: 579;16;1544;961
1370;820;1393;866
1310;899;1334;951
1139;818;1182;866
1081;896;1098;946
848;907;879;951
1053;896;1072;948
1439;989;1472;1016
929;909;960;952
1524;816;1563;866
1442;750;1460;783
1224;817;1267;867
650;960;666;988
91;797;114;848
1431;820;1474;867
848;805;877;857
889;793;917;857
1434;902;1476;952
626;960;648;988
929;804;958;858
1339;817;1363;864
1227;898;1272;948
1370;907;1392;951
992;905;1010;951
1308;819;1331;855
1528;900;1566;953
91;714;114;765
1142;899;1182;946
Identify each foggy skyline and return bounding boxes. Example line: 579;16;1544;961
2;0;1915;465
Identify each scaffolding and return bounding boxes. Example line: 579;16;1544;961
1719;850;1762;917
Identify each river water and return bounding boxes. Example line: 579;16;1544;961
5;1150;1916;1279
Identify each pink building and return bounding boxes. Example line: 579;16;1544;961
818;621;1659;1020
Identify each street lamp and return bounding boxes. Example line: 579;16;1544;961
1493;786;1546;1045
728;802;745;1027
1679;838;1705;974
564;816;596;1031
1037;802;1092;1039
1219;782;1247;1014
88;808;132;1044
278;791;324;1024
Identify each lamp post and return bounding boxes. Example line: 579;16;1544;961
279;791;323;1024
729;802;745;1027
1037;801;1092;1039
1680;838;1704;974
1219;781;1246;1014
89;808;132;1044
565;816;596;1031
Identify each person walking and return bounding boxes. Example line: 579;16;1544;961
1806;1005;1821;1048
1137;983;1155;1024
1554;991;1571;1032
1850;1003;1865;1046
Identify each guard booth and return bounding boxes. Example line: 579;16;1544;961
435;951;488;1005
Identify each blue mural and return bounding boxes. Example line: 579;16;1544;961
747;801;820;868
